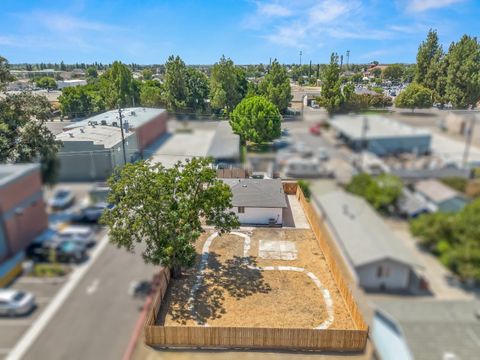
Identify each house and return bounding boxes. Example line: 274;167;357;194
414;179;468;213
222;178;287;225
56;125;139;181
0;164;48;286
374;299;480;360
316;190;422;291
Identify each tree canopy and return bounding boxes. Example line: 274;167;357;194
210;56;247;113
395;83;433;111
382;64;404;81
415;29;444;93
100;61;138;108
257;59;292;114
317;53;346;113
229;96;281;143
35;76;57;90
100;158;239;278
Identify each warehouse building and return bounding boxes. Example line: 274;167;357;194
57;125;139;181
330;116;431;156
64;107;167;153
0;164;48;286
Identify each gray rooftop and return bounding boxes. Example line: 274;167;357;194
222;178;288;208
316;190;418;268
64;107;166;130
207;121;240;161
415;179;460;204
56;125;134;148
374;299;480;360
0;164;41;188
330;115;431;141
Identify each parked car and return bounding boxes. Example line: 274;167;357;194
272;137;292;150
27;240;87;263
71;202;113;224
0;289;36;317
281;128;290;137
56;226;95;247
285;158;333;178
292;142;313;157
48;189;75;210
309;123;322;136
317;147;330;161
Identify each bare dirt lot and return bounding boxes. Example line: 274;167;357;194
157;228;354;330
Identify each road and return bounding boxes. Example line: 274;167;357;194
21;241;155;360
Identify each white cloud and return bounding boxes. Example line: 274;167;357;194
406;0;465;12
257;3;291;17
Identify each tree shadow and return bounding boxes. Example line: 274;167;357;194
160;252;271;325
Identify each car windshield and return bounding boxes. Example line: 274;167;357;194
56;191;70;198
59;242;76;252
13;292;26;302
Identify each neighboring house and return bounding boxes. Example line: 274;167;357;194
316;190;422;292
414;179;468;213
0;164;48;286
56;125;139;181
222;178;287;225
330;116;431;156
64;107;168;154
374;300;480;360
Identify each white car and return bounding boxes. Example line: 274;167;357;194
55;226;95;247
48;189;75;209
0;289;36;317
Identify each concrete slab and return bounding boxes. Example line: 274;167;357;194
259;240;297;260
283;195;310;229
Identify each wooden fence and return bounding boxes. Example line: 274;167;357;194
144;182;368;351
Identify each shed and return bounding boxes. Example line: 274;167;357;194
414;179;468;213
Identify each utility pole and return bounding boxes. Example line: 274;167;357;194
346;50;350;70
340;55;344;70
118;106;127;165
360;116;369;171
299;51;302;66
309;60;312;79
462;113;476;169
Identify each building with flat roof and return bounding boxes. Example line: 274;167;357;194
316;190;422;291
64;107;167;152
330;116;431;156
222;178;287;225
0;164;48;286
56;125;139;181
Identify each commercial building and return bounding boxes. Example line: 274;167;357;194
222;178;287;225
0;164;48;286
316;190;421;291
56;125;139;181
64;107;167;153
330;116;431;156
56;79;87;89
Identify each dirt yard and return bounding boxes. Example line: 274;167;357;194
157;228;355;330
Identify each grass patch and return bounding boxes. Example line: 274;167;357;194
30;263;68;278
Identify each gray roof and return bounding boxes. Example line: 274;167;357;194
57;125;135;149
64;107;166;130
316;190;418;268
330;115;431;141
391;167;471;182
374;299;480;360
415;179;459;204
0;164;40;188
397;189;429;217
207;122;240;161
222;178;288;208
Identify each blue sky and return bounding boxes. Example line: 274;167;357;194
0;0;479;65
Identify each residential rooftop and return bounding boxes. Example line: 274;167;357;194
64;107;166;130
330;115;431;140
222;178;288;208
316;190;418;268
56;125;134;148
415;179;460;203
0;164;40;188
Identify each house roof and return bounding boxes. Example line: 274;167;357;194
316;190;419;268
397;189;429;216
57;125;134;149
222;178;288;208
374;299;480;360
415;179;460;204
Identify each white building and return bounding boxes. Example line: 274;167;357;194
56;79;87;89
316;190;422;292
222;178;287;225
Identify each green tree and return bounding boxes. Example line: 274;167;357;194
35;76;57;90
371;68;382;78
85;66;98;80
0;56;13;89
230;96;281;143
163;55;188;110
100;61;138;108
0;92;60;184
140;80;163;107
415;30;444;94
100;158;240;278
257;59;292;114
395;83;433;111
58;84;106;117
141;68;153;80
317;53;346;113
382;64;404;81
444;35;480;108
210;56;246;113
185;67;209;112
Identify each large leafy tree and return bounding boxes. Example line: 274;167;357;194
0;56;13;88
58;84;106;117
415;29;444;94
185;67;209;112
382;64;404;82
35;76;57;90
140;80;164;107
163;55;189;111
101;158;239;278
317;53;346;113
100;61;138;108
444;35;480;109
229;95;281;143
395;83;433;111
210;55;247;113
0;92;60;184
257;59;292;114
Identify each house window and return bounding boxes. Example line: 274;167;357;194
377;266;390;278
238;206;245;213
377;266;383;278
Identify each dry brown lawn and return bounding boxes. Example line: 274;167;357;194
157;228;354;330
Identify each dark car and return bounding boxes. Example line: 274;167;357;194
27;240;87;264
71;202;114;224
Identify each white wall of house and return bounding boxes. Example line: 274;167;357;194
231;207;283;225
356;259;413;291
